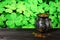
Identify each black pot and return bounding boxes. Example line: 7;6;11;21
35;14;51;32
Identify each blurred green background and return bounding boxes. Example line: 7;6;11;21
0;0;59;28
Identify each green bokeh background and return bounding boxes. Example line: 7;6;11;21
0;0;60;28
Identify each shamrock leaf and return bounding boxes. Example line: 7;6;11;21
5;13;17;20
0;14;6;21
16;2;26;13
5;9;12;13
49;15;56;22
58;23;60;28
0;7;5;13
30;5;38;12
38;0;43;3
0;21;4;26
15;15;23;26
29;18;35;24
49;1;56;7
23;11;31;17
49;7;56;14
6;20;15;28
57;7;60;12
6;13;17;28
